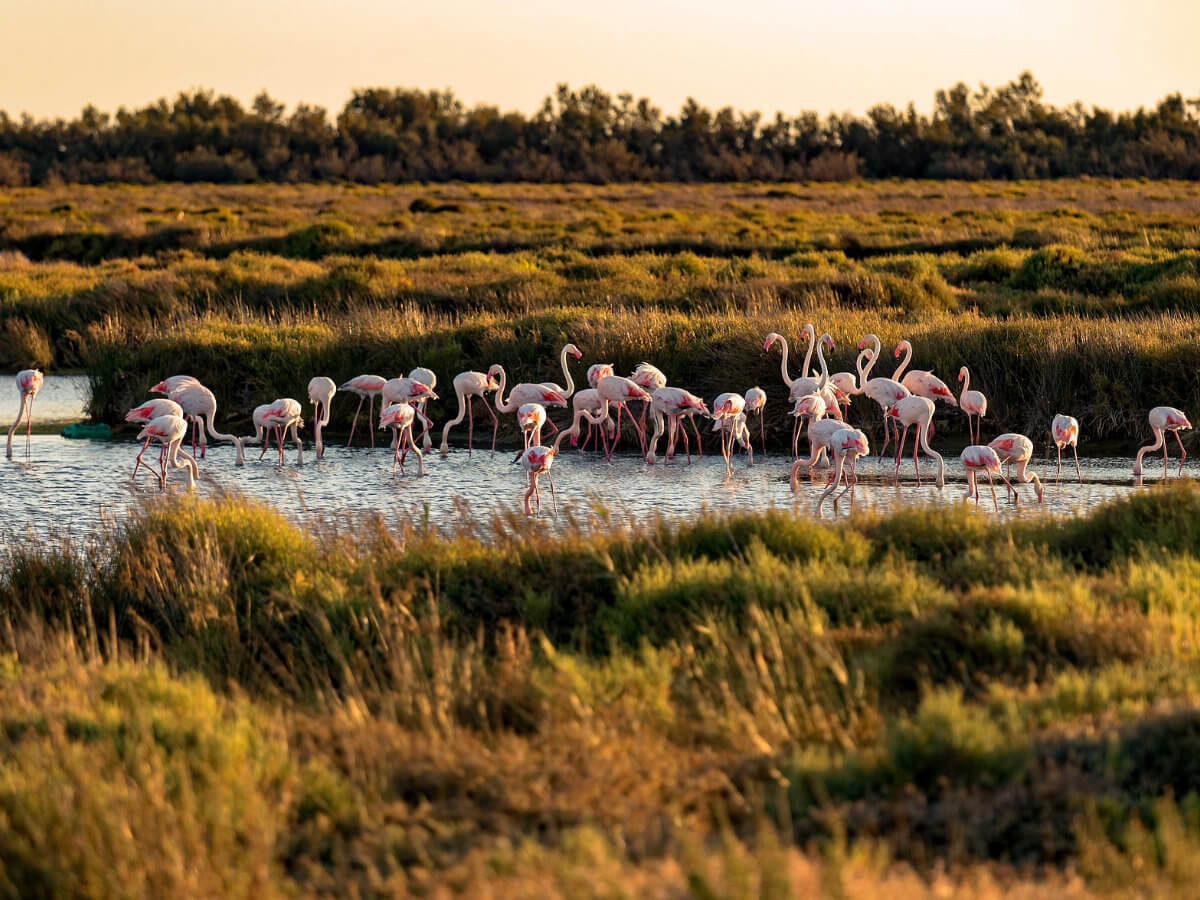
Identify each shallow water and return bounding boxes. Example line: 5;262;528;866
0;431;1184;541
0;375;90;426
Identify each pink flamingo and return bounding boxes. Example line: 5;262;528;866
645;387;709;464
408;367;437;450
135;414;199;490
961;445;1015;511
712;392;746;476
339;375;386;448
587;363;615;388
789;417;847;489
125;398;183;478
957;367;988;445
711;411;753;468
382;378;436;450
888;395;945;488
263;398;303;465
379;402;425;476
570;388;617;453
815;428;870;517
988;433;1044;503
630;361;667;436
307;377;336;460
490;365;568;441
829;350;870;417
779;332;839;458
856;334;911;459
1134;406;1192;481
6;368;44;459
517;445;557;517
440;370;502;457
743;386;767;456
764;325;816;391
765;328;845;420
594;375;651;459
245;403;279;459
1051;414;1082;484
150;374;202;452
518;403;547;449
169;383;245;465
892;340;958;408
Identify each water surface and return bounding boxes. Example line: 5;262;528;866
0;433;1179;542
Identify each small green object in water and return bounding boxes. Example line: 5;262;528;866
61;423;112;440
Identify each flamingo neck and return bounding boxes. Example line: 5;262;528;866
814;336;831;391
859;337;881;383
800;328;815;380
775;335;795;388
959;368;971;398
892;340;912;381
559;347;575;398
918;422;944;485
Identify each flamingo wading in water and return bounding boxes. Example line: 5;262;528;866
440;370;502;457
135;414;199;490
125;398;183;479
957;367;987;445
340;375;387;448
815;428;869;517
1051;414;1082;484
988;433;1044;503
1134;406;1192;482
7;369;44;460
961;445;1015;511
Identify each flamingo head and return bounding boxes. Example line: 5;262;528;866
410;382;437;400
485;373;501;392
842;432;869;455
823;334;835;352
763;333;781;352
150;379;169;393
893;344;902;359
565;343;583;360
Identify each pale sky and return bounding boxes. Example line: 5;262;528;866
3;0;1198;120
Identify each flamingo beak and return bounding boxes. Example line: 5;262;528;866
572;349;582;359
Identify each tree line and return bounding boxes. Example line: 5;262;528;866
1;72;1198;185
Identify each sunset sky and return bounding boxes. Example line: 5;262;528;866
3;0;1198;119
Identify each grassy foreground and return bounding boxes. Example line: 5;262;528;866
5;487;1200;895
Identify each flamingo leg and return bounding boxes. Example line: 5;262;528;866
986;470;999;510
1056;445;1063;485
547;471;558;517
894;424;909;483
24;396;33;456
484;399;499;457
368;395;376;449
690;415;704;458
466;395;475;456
666;416;678;462
610;404;623;460
1072;444;1083;484
913;424;922;485
1163;435;1170;481
759;413;767;458
791;415;801;460
1175;430;1187;476
879;412;892;460
347;396;364;446
132;436;153;480
998;469;1017;504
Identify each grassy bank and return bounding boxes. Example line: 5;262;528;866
4;487;1200;894
79;302;1200;449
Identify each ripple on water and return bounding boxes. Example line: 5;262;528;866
0;435;1183;541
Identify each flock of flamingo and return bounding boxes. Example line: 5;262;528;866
5;327;1193;516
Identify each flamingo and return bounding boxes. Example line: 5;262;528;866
6;369;43;460
712;392;746;476
262;398;303;465
1134;406;1192;481
518;403;547;449
150;374;203;454
789;417;848;488
517;445;557;517
857;334;911;460
961;445;1015;510
790;392;827;459
829;350;870;417
490;365;568;440
409;367;437;450
988;433;1044;503
440;370;502;457
892;340;958;407
594;375;652;459
711;411;753;468
743;386;767;456
308;377;336;460
379;402;425;476
765;329;845;416
339;374;387;448
814;428;870;517
957;367;988;445
888;395;945;488
169;383;245;465
1051;414;1082;484
381;378;436;450
764;325;817;390
135;414;199;490
645;387;709;464
570;388;617;453
779;332;840;458
245;403;280;460
587;363;615;388
630;361;668;437
124;397;182;478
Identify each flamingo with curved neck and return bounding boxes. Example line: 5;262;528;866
988;433;1044;503
307;377;336;460
857;334;911;460
1134;406;1192;481
7;369;43;460
441;370;501;457
888;395;945;488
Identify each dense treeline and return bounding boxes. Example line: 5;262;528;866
2;72;1198;185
